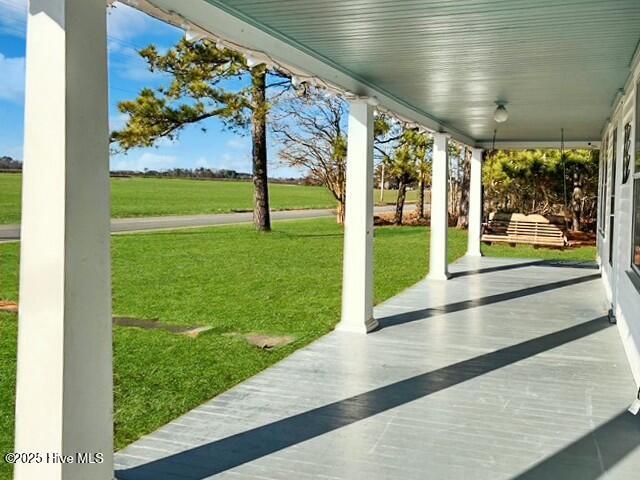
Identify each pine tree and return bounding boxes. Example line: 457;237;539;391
383;128;429;225
111;38;291;231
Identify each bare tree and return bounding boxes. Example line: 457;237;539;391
272;89;349;223
273;90;399;224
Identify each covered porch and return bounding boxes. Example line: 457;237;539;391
113;256;640;479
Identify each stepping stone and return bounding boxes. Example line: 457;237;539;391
0;301;18;313
243;333;295;349
112;317;213;338
1;304;212;337
223;332;296;349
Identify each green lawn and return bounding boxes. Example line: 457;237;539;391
0;174;416;224
0;219;455;479
0;219;595;479
0;175;20;225
483;242;597;262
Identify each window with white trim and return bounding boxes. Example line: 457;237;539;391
609;127;618;267
599;133;608;236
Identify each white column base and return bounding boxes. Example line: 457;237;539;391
336;317;379;334
465;250;484;258
427;272;451;281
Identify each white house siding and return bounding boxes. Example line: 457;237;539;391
599;58;640;388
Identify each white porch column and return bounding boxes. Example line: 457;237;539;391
337;100;378;333
428;133;450;281
14;1;112;479
466;147;484;257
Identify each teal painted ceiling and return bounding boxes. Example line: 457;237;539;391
210;0;640;142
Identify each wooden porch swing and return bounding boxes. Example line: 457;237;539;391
481;129;570;249
481;212;568;248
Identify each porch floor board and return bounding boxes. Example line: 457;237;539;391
115;256;640;480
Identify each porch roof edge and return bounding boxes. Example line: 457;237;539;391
121;0;477;147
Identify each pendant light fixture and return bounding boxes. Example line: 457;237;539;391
494;101;509;123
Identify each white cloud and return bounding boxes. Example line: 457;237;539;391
225;137;249;150
108;39;135;57
107;2;156;41
194;157;212;168
1;0;25;7
109;51;170;83
0;53;25;103
193;154;251;172
218;153;251;172
0;1;160;40
111;152;178;172
4;144;23;160
109;112;129;131
0;0;27;37
156;136;179;148
106;5;167;83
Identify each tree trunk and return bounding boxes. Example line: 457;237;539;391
452;190;457;219
251;67;271;232
416;177;425;219
456;148;471;228
394;179;407;225
334;165;346;225
571;170;583;232
336;200;346;225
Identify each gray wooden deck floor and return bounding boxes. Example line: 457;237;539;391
115;256;640;480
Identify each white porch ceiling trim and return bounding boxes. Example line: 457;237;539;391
120;0;476;147
478;140;600;151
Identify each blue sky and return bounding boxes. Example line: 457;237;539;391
0;0;301;177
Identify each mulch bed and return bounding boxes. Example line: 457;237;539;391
374;211;431;226
375;211;466;228
566;231;596;247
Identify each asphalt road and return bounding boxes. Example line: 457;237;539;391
0;205;403;242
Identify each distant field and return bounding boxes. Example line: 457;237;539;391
0;175;20;225
0;174;416;224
